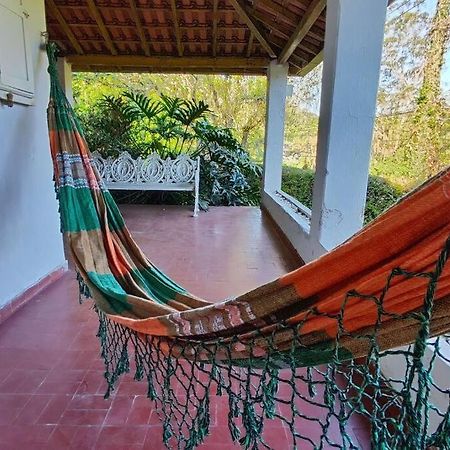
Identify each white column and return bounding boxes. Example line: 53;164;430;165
310;0;388;250
262;61;289;193
57;57;73;105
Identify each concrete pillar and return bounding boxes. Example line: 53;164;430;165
262;61;289;193
310;0;388;250
57;57;73;105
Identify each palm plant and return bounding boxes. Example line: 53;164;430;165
78;90;262;207
108;91;211;158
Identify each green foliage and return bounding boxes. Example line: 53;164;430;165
196;122;262;206
281;166;404;225
75;90;261;207
364;175;404;224
281;166;315;209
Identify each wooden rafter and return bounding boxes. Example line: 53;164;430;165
62;22;247;31
269;35;307;67
296;49;323;76
67;55;270;70
279;0;326;64
86;0;117;55
169;0;183;56
246;32;254;58
229;0;276;58
255;11;325;44
255;0;303;26
46;0;84;55
254;0;325;42
129;0;150;56
254;16;321;62
212;0;218;57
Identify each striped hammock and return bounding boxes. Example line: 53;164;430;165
47;45;450;449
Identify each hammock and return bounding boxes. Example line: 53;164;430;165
47;45;450;449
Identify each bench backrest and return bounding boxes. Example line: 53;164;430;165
91;151;199;189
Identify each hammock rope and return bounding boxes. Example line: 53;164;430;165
46;44;450;449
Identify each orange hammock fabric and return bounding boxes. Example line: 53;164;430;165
47;44;450;448
47;42;450;363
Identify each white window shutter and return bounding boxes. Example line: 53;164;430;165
0;0;35;104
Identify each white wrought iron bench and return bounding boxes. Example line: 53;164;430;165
92;151;200;217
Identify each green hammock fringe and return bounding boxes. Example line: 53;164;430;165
86;238;450;450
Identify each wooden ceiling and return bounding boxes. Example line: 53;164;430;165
45;0;326;75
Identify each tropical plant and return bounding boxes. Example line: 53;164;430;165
76;90;262;207
195;121;262;206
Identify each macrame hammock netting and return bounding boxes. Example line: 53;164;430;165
46;45;450;449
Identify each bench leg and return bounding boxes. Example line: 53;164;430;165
193;157;200;217
193;198;199;217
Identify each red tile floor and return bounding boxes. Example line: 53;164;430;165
0;206;369;449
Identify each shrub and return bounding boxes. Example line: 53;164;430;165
281;166;315;210
281;166;404;224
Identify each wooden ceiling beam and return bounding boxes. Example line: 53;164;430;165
255;0;304;25
228;0;276;58
212;0;218;57
67;55;270;70
86;0;118;55
295;49;323;76
62;22;248;31
279;0;326;64
251;11;289;39
65;37;251;46
45;0;84;54
250;11;324;56
73;65;267;75
61;4;235;13
252;0;325;42
269;36;307;67
129;0;150;56
169;0;183;56
246;32;254;58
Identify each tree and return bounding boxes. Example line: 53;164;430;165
412;0;450;173
371;0;450;186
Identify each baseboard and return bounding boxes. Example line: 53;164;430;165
0;263;67;325
261;205;305;269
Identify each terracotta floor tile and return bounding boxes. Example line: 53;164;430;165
96;425;147;448
59;408;108;426
77;370;108;396
68;394;111;410
13;394;52;425
0;369;48;394
46;424;79;448
47;424;102;449
0;424;55;448
0;206;371;448
70;425;102;449
55;350;100;370
127;395;153;425
0;406;21;426
36;394;73;424
104;395;135;425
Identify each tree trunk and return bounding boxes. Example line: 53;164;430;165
412;0;450;175
241;128;250;148
417;0;450;106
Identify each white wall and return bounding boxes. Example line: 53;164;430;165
0;0;66;307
